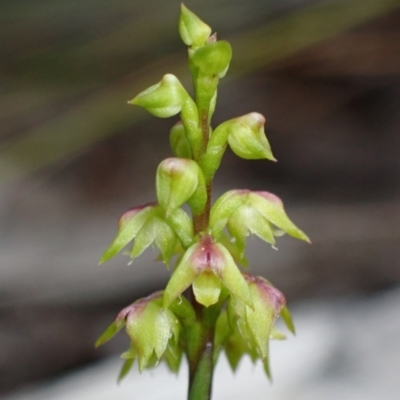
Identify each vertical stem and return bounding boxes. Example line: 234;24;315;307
187;304;221;400
187;73;217;400
188;342;213;400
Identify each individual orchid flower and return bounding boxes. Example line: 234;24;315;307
164;234;252;308
210;189;310;255
96;291;180;373
228;274;286;361
100;203;193;265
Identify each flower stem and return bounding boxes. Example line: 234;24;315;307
188;77;217;400
187;304;220;400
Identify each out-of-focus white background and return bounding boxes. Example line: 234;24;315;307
1;0;400;398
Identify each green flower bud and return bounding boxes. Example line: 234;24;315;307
227;113;275;160
164;234;252;308
156;157;206;216
201;113;275;181
191;41;232;77
99;203;157;264
129;74;189;118
118;292;180;372
170;121;192;159
165;207;194;249
179;4;212;47
280;305;296;335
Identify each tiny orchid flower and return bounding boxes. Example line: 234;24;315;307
100;203;193;265
164;234;252;308
96;292;180;372
210;189;310;254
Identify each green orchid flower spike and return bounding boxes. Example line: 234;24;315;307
96;5;309;400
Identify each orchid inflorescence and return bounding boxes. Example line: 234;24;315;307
96;4;309;398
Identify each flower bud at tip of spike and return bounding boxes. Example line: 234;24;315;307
128;74;187;118
156;158;200;216
179;4;212;47
192;41;232;77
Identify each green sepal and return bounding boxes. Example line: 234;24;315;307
186;165;207;217
163;341;183;373
168;295;196;327
270;326;287;340
224;326;257;371
163;243;198;308
179;4;211;47
170;121;192;159
95;318;126;348
131;216;177;264
120;345;137;359
249;192;310;243
263;351;273;383
118;358;135;383
99;204;156;264
210;190;245;238
214;243;252;308
192;41;232;77
214;310;232;361
227;204;276;256
280;306;296;335
219;234;248;267
165;207;194;249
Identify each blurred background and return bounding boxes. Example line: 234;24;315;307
1;0;400;398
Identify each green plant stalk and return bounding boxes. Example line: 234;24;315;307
187;304;221;400
189;74;216;400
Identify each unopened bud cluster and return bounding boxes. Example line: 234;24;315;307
97;4;309;386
